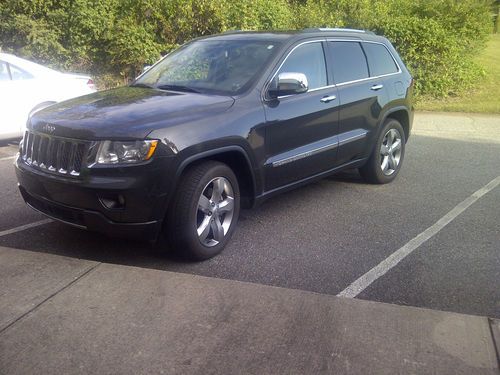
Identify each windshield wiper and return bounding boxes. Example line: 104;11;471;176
156;84;201;93
130;82;153;88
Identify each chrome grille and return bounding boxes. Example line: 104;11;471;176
21;131;88;176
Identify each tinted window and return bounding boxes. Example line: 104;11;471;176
278;42;327;89
9;64;33;80
363;43;399;76
0;61;10;81
329;42;369;84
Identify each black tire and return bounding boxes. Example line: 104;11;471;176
164;161;240;260
359;119;406;184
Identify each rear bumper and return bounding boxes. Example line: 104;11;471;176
19;185;161;240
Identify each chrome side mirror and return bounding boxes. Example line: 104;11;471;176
269;72;309;98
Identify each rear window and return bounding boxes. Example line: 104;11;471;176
328;42;369;84
363;43;399;77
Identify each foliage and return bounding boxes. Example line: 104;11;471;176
359;0;492;98
293;0;492;98
493;0;500;32
0;0;493;97
418;33;500;113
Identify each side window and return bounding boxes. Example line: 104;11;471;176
363;43;399;76
329;42;369;84
9;64;33;80
0;61;10;81
277;42;327;90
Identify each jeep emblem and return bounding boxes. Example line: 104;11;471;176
42;123;56;133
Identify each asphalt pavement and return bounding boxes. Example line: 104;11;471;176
0;112;499;320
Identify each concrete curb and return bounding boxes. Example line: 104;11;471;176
1;246;499;374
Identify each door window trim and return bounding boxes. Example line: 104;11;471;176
326;39;402;87
361;41;401;78
263;38;402;101
263;39;331;100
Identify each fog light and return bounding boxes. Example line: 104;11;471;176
99;194;125;209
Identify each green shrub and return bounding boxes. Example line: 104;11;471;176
0;0;493;96
293;0;492;98
376;16;484;97
292;0;346;29
364;0;491;98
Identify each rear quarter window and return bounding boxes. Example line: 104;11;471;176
362;43;399;77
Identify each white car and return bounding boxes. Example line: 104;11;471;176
0;53;96;141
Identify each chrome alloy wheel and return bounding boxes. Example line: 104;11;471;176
380;128;402;176
196;177;235;247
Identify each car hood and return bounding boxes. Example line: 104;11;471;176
30;87;235;139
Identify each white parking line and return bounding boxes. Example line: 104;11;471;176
0;155;16;162
0;219;52;238
338;175;500;298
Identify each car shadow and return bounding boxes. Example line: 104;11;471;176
0;139;20;147
327;168;365;184
0;170;362;270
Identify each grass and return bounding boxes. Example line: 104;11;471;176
417;33;500;114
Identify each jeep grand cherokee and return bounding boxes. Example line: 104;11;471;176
15;28;414;259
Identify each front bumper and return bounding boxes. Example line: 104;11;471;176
15;156;173;241
19;185;161;239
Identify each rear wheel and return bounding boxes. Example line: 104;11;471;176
359;119;406;184
165;161;240;260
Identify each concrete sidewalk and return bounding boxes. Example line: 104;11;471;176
0;246;499;374
413;111;500;143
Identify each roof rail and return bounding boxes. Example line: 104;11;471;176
302;27;372;34
222;29;244;34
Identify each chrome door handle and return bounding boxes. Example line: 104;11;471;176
371;84;384;91
320;95;337;103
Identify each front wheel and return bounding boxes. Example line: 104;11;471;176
359;119;406;184
165;161;240;260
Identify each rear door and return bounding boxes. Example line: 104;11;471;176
263;41;340;191
362;41;404;108
326;41;390;166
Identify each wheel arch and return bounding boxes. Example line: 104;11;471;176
174;146;257;209
381;107;411;143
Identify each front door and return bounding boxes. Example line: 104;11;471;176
263;41;340;191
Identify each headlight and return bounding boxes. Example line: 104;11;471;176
94;140;158;165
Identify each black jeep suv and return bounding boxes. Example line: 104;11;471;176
16;28;413;259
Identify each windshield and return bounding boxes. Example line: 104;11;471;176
134;39;282;95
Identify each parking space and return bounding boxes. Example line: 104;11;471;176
0;112;499;318
358;185;500;318
0;149;46;232
0;141;18;160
